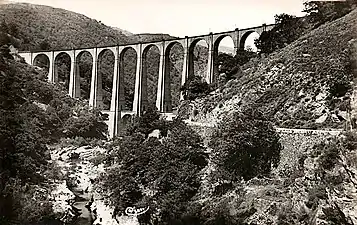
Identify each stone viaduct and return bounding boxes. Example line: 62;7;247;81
18;24;274;137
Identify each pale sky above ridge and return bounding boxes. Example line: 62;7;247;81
4;0;307;50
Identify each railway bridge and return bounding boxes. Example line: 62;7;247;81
18;24;274;137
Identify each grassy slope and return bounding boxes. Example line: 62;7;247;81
190;9;357;129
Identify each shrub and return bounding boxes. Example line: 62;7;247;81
255;13;304;54
63;105;107;139
181;75;212;100
209;107;282;181
124;104;168;137
306;184;327;209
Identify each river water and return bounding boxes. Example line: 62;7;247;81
71;188;94;225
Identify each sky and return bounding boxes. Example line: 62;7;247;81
3;0;307;49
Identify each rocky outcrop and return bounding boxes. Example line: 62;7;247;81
50;181;77;223
199;132;357;224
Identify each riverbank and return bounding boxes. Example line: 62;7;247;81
49;144;120;225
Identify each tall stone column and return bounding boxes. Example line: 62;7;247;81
156;41;166;112
234;28;240;55
206;33;214;84
141;56;148;112
89;48;103;108
163;54;172;112
111;48;122;137
111;52;126;112
69;51;80;98
110;51;119;112
30;52;33;65
181;37;189;100
133;44;148;115
48;51;55;83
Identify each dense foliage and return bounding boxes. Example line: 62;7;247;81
123;104;168;137
209;107;282;181
181;75;212;101
215;50;257;84
255;13;304;54
99;113;207;224
303;0;357;27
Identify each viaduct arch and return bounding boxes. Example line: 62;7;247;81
18;24;274;137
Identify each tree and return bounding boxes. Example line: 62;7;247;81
124;104;168;137
209;107;282;181
303;0;357;26
255;13;303;54
63;105;107;139
216;50;256;80
181;75;212;100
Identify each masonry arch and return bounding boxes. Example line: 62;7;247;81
212;35;236;82
76;51;93;100
33;54;50;73
164;41;184;112
97;49;115;110
54;52;71;91
214;35;235;55
142;44;160;110
119;47;138;111
188;38;209;81
240;31;260;51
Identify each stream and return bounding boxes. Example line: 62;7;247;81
71;188;94;225
51;145;131;225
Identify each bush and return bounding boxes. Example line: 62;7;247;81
181;75;212;101
124;104;168;137
63;104;107;139
209;107;282;181
255;13;304;54
317;141;341;171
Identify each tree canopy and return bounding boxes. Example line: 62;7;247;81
209;107;282;181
